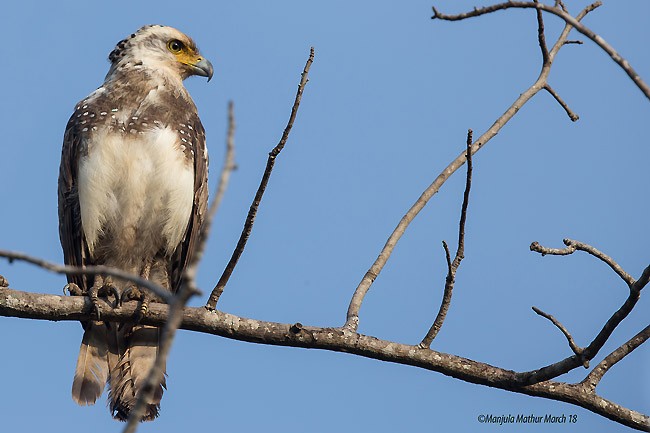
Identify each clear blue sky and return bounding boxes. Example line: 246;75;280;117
0;1;648;432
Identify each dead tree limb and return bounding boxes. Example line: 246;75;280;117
419;129;473;348
1;287;647;431
344;1;593;331
206;47;315;310
432;1;650;101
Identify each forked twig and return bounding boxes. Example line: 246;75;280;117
516;241;647;385
530;239;634;287
206;48;315;310
420;130;473;347
581;324;650;390
344;2;597;332
432;1;650;101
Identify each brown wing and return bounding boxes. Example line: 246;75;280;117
58;115;93;291
169;117;209;293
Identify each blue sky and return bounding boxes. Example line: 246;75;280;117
0;1;648;432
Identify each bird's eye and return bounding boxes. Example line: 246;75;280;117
167;39;184;53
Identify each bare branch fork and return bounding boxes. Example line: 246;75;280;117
432;1;650;101
523;238;648;383
344;1;589;332
206;47;315;310
420;129;474;348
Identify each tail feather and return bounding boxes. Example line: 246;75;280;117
72;322;109;405
108;324;165;421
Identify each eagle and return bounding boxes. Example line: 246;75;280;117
58;25;212;421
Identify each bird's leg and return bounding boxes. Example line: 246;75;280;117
77;275;120;320
99;276;120;305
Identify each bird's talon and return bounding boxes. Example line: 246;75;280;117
64;283;84;296
100;284;121;307
120;285;141;305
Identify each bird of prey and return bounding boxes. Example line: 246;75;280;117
58;25;212;421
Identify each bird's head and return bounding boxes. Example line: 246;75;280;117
108;25;213;82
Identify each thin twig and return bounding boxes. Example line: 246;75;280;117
420;129;473;347
432;1;650;101
0;249;172;302
206;47;315;310
190;101;237;274
344;3;596;331
534;0;549;64
532;306;585;361
544;84;579;121
581;324;650;390
531;239;635;287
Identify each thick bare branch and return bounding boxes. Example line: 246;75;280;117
420;130;473;348
432;1;650;101
206;48;315;310
0;249;172;302
344;4;594;331
1;287;647;431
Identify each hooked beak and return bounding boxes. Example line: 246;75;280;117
191;57;214;82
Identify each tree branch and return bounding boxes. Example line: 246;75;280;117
530;238;635;287
1;287;647;431
432;1;650;101
581;325;650;391
516;239;645;385
420;130;473;348
534;0;549;64
544;84;579;121
0;249;172;303
206;47;315;310
344;3;595;331
531;306;585;362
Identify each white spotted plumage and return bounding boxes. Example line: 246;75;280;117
59;24;211;422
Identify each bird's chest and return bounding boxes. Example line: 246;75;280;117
77;127;194;262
